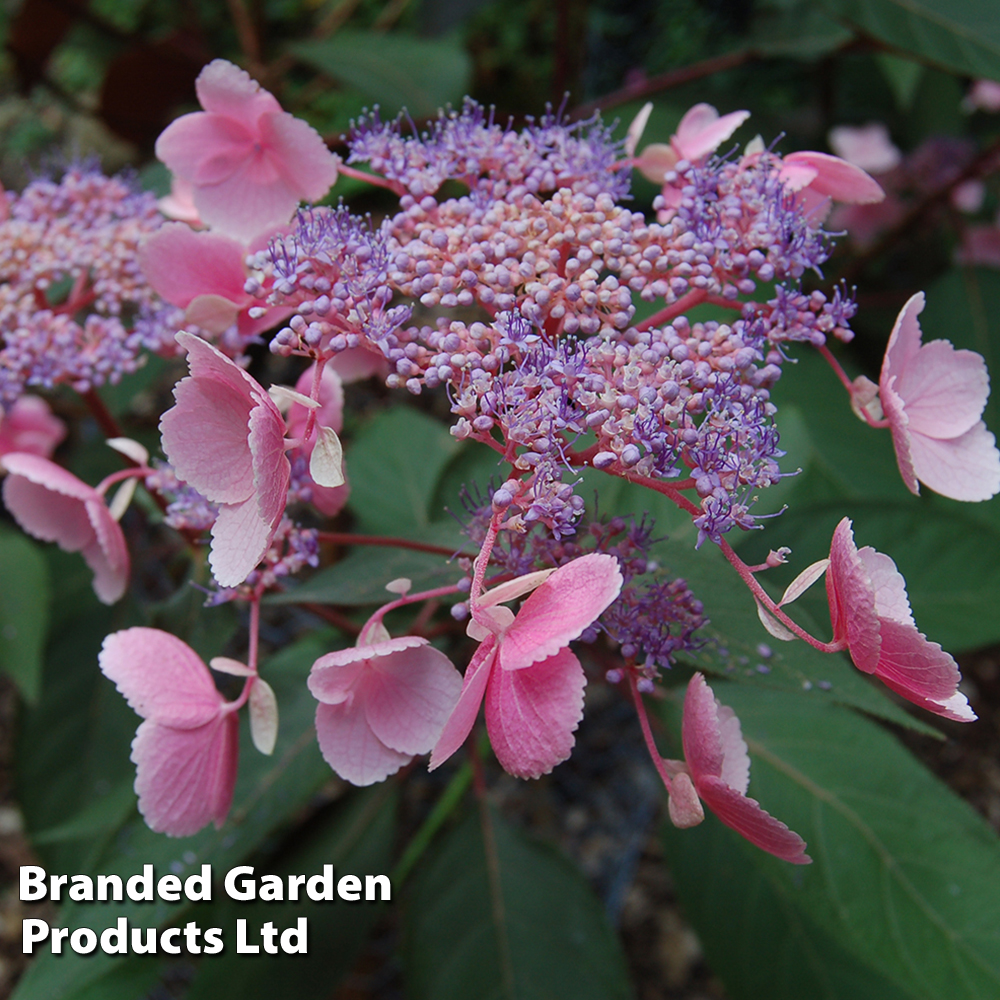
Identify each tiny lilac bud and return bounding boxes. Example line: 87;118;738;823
605;668;624;684
592;451;617;469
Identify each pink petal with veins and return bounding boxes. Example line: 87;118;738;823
194;59;282;123
2;453;128;604
880;292;1000;500
485;647;585;779
315;700;412;786
99;627;223;728
140;224;249;310
429;637;497;770
783;151;884;204
673;104;750;162
826;519;881;673
498;553;623;670
682;673;810;864
0;396;65;458
100;627;238;836
132;714;239;836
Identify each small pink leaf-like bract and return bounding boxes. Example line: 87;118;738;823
879;292;1000;501
309;635;462;786
1;453;128;604
155;60;338;242
431;553;623;779
827;123;901;175
827;518;976;722
99;628;239;837
0;396;66;459
680;673;811;864
160;331;290;586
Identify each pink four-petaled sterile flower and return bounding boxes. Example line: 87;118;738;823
99;628;240;837
1;453;128;604
666;672;811;865
827;517;976;722
0;396;66;458
878;292;1000;502
309;633;463;786
139;222;293;340
160;331;290;587
155;59;339;243
431;554;624;779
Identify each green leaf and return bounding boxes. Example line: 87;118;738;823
666;684;1000;1000
0;526;50;701
878;52;925;108
819;0;1000;81
290;32;472;118
267;540;463;606
749;4;854;58
184;785;397;1000
347;406;460;534
663;814;914;1000
405;806;633;1000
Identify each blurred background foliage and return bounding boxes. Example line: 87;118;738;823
4;1;1000;999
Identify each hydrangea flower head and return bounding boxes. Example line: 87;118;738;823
879;292;1000;501
671;672;810;864
309;632;462;785
0;396;65;458
431;553;623;778
99;628;240;836
2;453;128;604
155;59;338;242
826;518;975;722
159;331;290;586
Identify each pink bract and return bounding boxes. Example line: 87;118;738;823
99;628;239;836
879;292;1000;502
160;331;290;586
309;635;462;786
155;59;338;243
430;553;623;779
140;222;292;340
826;518;976;722
677;673;810;864
1;452;128;604
779;151;885;221
0;396;66;458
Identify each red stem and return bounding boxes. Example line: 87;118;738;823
81;389;123;439
629;673;676;794
815;344;889;429
337;163;406;195
316;531;470;559
636;288;708;331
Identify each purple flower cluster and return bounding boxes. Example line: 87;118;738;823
0;165;175;403
347;99;629;201
255;99;861;543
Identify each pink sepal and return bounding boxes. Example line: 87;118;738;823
0;396;66;459
99;627;239;836
2;453;128;604
160;332;289;586
782;151;885;204
155;59;337;242
310;636;462;785
880;293;1000;501
826;519;976;721
485;647;585;778
140;223;249;309
428;636;497;770
498;553;623;670
681;673;810;864
673;104;750;162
